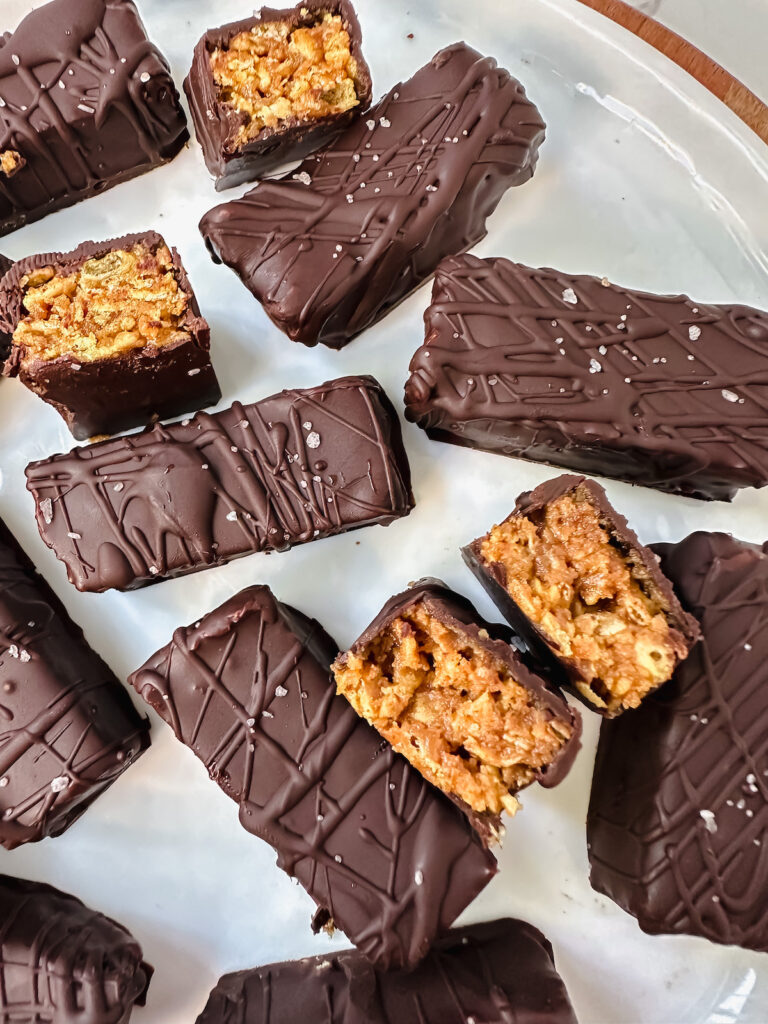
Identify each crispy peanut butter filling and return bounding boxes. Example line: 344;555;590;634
481;492;684;714
334;604;572;816
13;244;190;365
210;13;359;147
0;149;24;177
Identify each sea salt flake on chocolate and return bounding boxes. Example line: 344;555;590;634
689;325;702;340
562;288;578;304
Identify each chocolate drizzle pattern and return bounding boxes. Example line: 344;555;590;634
0;0;188;235
0;519;149;849
0;873;151;1024
404;254;768;501
129;587;496;970
200;43;545;349
588;532;768;951
25;375;414;593
196;917;578;1024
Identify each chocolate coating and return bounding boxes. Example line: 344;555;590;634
200;43;544;349
196;917;578;1024
1;231;220;440
25;374;414;593
588;531;768;951
0;254;11;360
0;0;188;236
334;577;581;825
463;475;700;716
404;254;768;501
0;518;149;850
185;0;372;189
0;873;151;1024
129;586;496;969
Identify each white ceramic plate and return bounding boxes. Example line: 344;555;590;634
1;1;767;1021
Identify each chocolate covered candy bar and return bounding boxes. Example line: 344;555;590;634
588;532;768;951
404;254;768;501
25;375;413;593
0;874;151;1023
196;917;578;1024
333;579;580;821
0;519;149;849
0;0;188;235
200;43;544;349
2;232;220;440
464;475;699;717
185;0;372;189
0;253;11;359
129;586;495;969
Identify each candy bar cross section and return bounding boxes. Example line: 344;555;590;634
0;0;188;235
0;874;151;1024
129;586;496;970
25;375;414;593
200;43;545;349
405;254;768;501
588;531;768;951
0;519;149;850
195;918;578;1024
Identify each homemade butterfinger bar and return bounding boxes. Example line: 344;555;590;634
1;232;220;440
196;918;578;1024
129;586;496;969
200;43;545;349
463;475;700;717
185;0;372;189
332;579;580;819
0;874;151;1023
25;375;413;593
588;532;768;952
404;254;768;501
0;519;149;849
0;253;11;359
0;0;188;236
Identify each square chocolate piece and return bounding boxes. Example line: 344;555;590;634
0;874;152;1022
333;579;580;822
463;475;700;717
1;231;220;440
588;532;768;952
0;0;188;235
185;0;372;189
404;254;768;501
0;518;149;849
129;586;496;969
196;918;578;1024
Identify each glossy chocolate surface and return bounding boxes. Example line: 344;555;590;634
405;254;768;501
1;231;220;440
0;519;149;850
463;475;700;716
129;585;496;969
185;0;372;189
200;43;544;349
25;374;414;593
196;917;578;1024
0;873;151;1024
588;531;768;950
0;0;188;235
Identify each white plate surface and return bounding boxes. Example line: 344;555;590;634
1;1;767;1022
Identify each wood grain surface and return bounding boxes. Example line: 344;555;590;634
573;0;768;147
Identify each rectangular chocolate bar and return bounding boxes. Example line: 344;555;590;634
404;254;768;501
333;578;580;822
1;232;220;440
0;252;11;359
588;531;768;952
463;475;699;717
199;43;545;349
128;586;496;969
185;0;372;189
196;917;578;1024
0;518;149;849
25;374;414;593
0;874;152;1023
0;0;188;235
